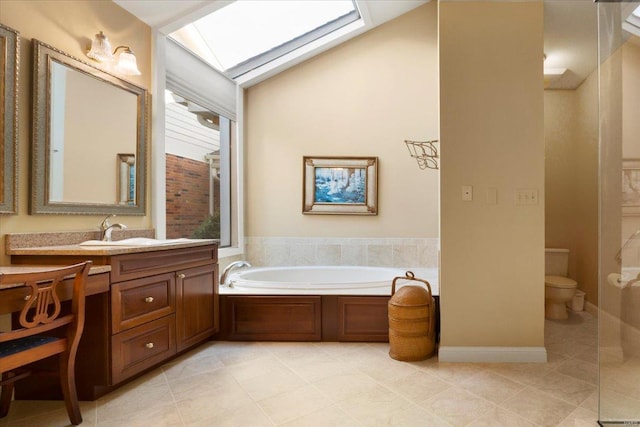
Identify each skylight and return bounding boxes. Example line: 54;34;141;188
634;5;640;18
170;0;359;79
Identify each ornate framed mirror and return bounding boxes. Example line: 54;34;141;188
0;24;19;214
31;39;148;215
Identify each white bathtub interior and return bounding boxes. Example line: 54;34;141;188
222;266;439;296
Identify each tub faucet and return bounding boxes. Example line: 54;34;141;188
220;261;252;286
100;215;127;241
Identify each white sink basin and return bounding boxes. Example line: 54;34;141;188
79;237;195;247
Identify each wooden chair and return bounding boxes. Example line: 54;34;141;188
0;261;92;425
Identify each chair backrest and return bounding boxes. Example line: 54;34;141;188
0;262;92;343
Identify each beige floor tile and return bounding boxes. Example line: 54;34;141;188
459;371;526;405
357;357;422;384
419;362;488;385
96;380;174;423
175;385;255;425
235;365;307;401
337;384;420;427
168;368;239;400
528;371;597;406
215;342;275;366
556;358;598;385
599;388;640;421
312;371;379;403
5;400;96;427
486;362;555;386
161;352;225;382
97;403;183;427
384;369;451;404
465;406;536;427
556;406;599;427
420;386;495;427
189;402;275;427
280;404;360;427
282;354;354;383
500;387;577;426
8;312;612;427
226;355;288;383
258;384;332;425
580;390;599;412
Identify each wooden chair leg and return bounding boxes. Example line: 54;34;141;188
59;353;82;425
0;373;15;418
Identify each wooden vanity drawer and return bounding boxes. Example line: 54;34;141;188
110;246;217;283
111;315;176;384
111;273;175;333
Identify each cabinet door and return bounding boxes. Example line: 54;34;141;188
176;264;218;352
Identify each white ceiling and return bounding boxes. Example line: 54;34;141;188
112;0;607;90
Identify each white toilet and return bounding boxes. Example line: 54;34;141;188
545;248;578;320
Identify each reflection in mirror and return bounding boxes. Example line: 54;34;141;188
0;24;19;214
117;153;136;205
32;39;147;215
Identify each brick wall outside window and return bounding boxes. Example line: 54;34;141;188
166;154;211;238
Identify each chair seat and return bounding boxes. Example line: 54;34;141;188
0;336;59;358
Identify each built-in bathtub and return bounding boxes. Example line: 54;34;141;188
217;266;439;342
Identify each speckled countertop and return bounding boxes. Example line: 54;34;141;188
4;230;217;256
6;240;217;256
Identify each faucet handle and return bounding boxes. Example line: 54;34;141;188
100;214;116;229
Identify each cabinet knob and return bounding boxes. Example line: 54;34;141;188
178;273;186;279
145;342;154;349
145;296;154;303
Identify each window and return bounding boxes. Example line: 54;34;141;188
164;90;233;247
169;0;360;78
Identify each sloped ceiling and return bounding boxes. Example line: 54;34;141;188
113;0;602;90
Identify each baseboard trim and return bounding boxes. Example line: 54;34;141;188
584;301;598;317
438;346;547;363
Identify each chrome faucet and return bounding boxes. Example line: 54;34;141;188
220;260;252;286
100;215;127;241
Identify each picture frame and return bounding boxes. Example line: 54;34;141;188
623;159;640;216
303;156;378;215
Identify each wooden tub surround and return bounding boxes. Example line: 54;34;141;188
6;234;218;400
218;294;440;342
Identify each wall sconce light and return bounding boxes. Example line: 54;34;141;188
87;31;141;76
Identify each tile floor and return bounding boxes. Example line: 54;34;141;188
1;311;600;426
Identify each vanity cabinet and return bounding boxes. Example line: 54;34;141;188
10;243;218;399
176;264;218;352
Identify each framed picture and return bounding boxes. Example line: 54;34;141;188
303;156;378;215
623;159;640;216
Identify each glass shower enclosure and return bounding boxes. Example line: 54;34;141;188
598;1;640;425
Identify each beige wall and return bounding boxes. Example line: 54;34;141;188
245;2;439;239
0;1;152;263
544;75;599;307
440;2;545;348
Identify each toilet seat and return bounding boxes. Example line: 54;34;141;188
545;275;577;289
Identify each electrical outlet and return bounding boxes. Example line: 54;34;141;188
462;185;473;201
515;189;538;205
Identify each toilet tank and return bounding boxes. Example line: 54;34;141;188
545;248;569;277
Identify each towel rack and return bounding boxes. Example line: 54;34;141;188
404;139;439;170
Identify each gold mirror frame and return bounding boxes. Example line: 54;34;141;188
31;39;148;215
0;24;19;214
